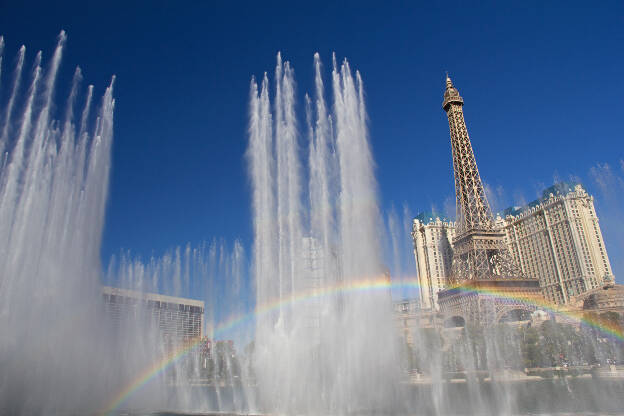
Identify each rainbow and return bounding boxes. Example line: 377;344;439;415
100;337;204;415
100;277;623;415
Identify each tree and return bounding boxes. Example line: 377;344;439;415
520;326;541;369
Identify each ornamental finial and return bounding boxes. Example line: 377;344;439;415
442;73;463;110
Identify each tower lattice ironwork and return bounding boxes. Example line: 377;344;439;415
443;76;523;282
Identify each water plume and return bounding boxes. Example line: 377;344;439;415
384;202;416;300
0;32;116;414
248;53;401;415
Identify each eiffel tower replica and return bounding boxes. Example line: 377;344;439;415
437;75;543;325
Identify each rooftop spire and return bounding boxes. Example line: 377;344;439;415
446;73;453;89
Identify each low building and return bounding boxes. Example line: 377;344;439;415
102;286;204;344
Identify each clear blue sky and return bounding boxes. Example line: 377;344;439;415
1;1;622;276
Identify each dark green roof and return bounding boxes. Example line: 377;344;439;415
540;182;579;200
502;206;523;217
500;182;583;217
415;211;451;223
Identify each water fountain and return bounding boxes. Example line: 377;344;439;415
0;34;256;415
248;53;403;415
1;32;623;415
0;32;118;414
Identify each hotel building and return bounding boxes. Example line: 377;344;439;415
412;183;614;309
411;213;455;310
496;183;614;304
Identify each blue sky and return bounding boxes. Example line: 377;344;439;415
1;1;623;279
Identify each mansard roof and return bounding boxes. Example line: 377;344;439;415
498;182;585;218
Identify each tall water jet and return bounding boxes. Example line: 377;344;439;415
0;33;116;413
248;53;401;415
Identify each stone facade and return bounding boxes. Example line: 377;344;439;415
496;183;615;305
437;279;541;325
568;283;624;315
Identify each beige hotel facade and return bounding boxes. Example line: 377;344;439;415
412;183;614;310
